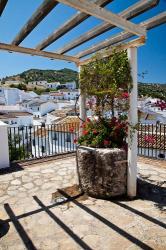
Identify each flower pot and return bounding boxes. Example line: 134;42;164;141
76;146;127;198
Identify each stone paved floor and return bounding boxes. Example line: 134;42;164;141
0;156;165;250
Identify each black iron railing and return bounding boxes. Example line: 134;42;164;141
8;123;79;162
8;122;166;162
138;123;166;159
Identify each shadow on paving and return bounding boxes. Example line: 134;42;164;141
0;219;10;239
3;187;166;250
137;178;166;211
0;162;24;175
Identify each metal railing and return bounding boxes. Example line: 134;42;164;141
8;122;166;162
8;123;79;162
138;123;166;159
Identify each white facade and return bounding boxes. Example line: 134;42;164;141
28;80;48;86
22;99;57;117
59;89;79;100
47;82;60;89
0;111;33;127
49;92;64;100
65;81;76;90
5;80;21;85
0;87;38;105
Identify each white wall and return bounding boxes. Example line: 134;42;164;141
0;121;10;168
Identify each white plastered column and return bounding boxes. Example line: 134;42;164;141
127;47;138;198
0;121;10;169
78;66;86;127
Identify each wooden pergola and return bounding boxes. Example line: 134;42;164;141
0;0;165;197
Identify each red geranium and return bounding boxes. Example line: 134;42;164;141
73;138;77;144
86;118;91;123
83;130;89;135
93;129;98;135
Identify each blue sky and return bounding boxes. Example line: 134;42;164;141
0;0;166;83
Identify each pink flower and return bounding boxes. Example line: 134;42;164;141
144;135;155;143
69;127;74;132
121;92;129;99
104;140;110;146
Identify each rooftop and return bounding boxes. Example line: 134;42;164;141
0;111;33;119
0;156;165;250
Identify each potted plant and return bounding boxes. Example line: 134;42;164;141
76;49;132;198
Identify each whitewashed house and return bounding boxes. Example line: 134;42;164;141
47;82;60;89
28;80;48;87
0;111;33;127
49;92;64;100
4;80;22;85
59;89;79;100
22;99;57;117
31;116;79;157
65;81;76;90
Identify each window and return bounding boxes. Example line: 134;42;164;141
66;133;71;142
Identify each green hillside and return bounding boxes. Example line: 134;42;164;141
2;68;79;85
138;82;166;101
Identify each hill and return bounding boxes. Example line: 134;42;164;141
138;82;166;101
1;68;78;85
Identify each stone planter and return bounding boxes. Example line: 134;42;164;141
76;146;127;198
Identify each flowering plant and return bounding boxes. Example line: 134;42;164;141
78;117;128;149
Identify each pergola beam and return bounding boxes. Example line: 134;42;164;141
12;0;59;46
75;12;166;59
36;0;111;50
57;0;159;54
78;37;146;66
56;0;146;37
0;43;79;63
0;0;8;16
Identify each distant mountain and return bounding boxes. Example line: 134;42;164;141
2;68;79;85
138;82;166;101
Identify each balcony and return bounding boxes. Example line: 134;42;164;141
0;154;165;249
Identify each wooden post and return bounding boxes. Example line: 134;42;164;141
127;47;138;198
78;66;86;132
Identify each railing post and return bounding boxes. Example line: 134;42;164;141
127;47;138;198
0;121;10;169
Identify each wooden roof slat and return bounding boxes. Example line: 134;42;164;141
0;0;8;16
79;36;146;66
75;12;166;58
57;0;159;54
55;0;146;36
0;42;79;63
35;0;112;50
12;0;59;46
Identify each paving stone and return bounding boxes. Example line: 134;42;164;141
42;182;54;190
23;182;34;189
0;195;9;204
0;156;165;249
10;179;21;185
34;179;43;186
41;169;55;174
22;175;32;183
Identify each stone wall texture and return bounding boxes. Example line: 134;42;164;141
77;146;127;198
